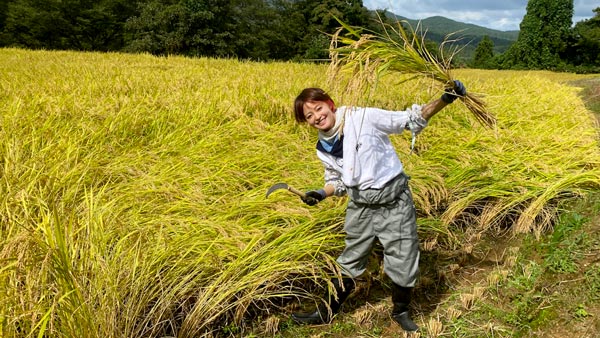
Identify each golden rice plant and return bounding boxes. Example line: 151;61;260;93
1;48;599;337
328;16;496;128
0;48;347;338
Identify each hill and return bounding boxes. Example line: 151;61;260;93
389;14;519;62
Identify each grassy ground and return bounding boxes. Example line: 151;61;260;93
254;79;600;337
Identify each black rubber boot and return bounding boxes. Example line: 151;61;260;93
391;283;419;332
292;277;355;325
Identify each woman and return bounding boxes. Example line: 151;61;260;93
291;81;466;332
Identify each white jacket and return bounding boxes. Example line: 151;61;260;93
317;105;427;196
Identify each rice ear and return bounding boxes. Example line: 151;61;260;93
327;15;496;128
463;92;497;128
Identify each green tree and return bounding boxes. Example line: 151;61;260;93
123;0;186;55
471;35;495;69
2;0;70;49
569;7;600;67
124;0;302;59
0;0;12;37
296;0;372;60
229;0;302;60
0;0;412;61
266;0;308;60
501;0;573;69
124;0;235;57
1;0;138;51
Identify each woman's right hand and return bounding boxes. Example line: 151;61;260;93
301;190;326;206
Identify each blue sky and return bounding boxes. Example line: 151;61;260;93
363;0;598;31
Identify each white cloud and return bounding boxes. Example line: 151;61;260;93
363;0;596;31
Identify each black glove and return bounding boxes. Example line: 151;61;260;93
441;80;467;104
301;189;326;206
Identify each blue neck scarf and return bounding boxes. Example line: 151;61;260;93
317;134;343;158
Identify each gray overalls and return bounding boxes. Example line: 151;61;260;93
337;173;420;287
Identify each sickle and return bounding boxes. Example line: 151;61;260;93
265;183;306;198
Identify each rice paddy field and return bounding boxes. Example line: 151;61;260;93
1;48;599;337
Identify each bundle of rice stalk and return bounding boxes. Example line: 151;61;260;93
328;16;496;128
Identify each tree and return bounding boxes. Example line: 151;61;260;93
568;7;600;67
1;0;138;51
2;0;71;49
124;0;235;57
0;0;409;61
0;0;12;38
295;0;372;60
501;0;573;69
123;0;187;55
471;35;495;69
228;0;299;60
265;0;308;60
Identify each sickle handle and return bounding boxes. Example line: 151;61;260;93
287;186;306;198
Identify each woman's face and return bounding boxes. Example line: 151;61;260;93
302;100;336;132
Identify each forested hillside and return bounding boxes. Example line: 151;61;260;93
395;15;519;60
0;0;598;70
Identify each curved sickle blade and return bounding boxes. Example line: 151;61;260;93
266;183;289;198
266;183;306;198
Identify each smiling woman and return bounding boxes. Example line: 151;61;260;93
288;76;467;331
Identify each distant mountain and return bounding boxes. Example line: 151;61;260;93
389;14;519;62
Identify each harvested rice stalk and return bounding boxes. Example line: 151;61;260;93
328;17;496;128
